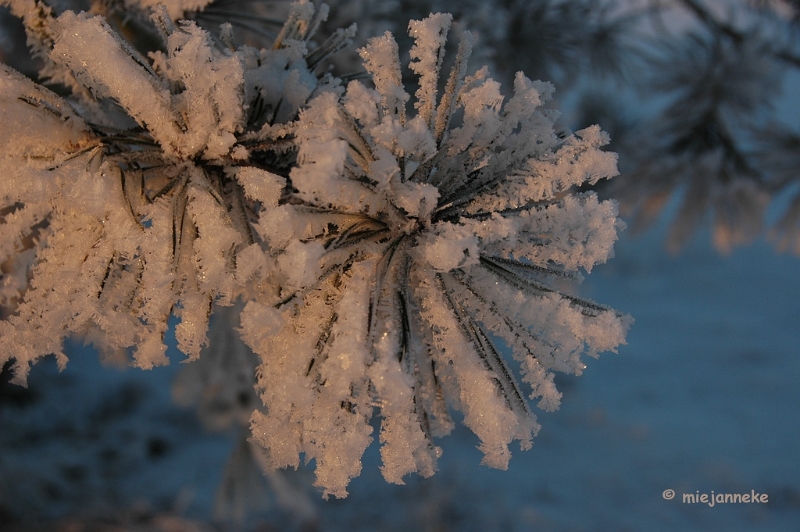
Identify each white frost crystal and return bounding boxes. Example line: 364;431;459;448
1;2;631;500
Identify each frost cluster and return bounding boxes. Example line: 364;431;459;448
1;0;631;498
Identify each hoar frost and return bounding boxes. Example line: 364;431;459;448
0;0;344;377
242;13;631;497
0;1;631;499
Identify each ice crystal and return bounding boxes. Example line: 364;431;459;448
1;1;630;499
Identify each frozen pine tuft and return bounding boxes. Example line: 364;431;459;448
1;1;630;500
0;0;339;382
239;14;631;497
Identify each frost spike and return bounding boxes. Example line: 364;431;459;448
481;255;583;282
51;12;184;155
272;0;316;49
434;30;475;147
479;256;612;317
149;4;177;43
359;32;407;123
408;13;452;130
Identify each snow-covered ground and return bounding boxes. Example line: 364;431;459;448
2;209;799;531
